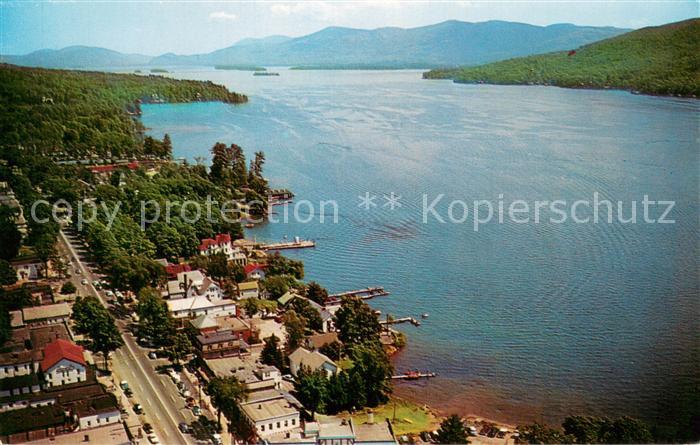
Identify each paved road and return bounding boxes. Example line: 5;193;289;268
59;229;197;445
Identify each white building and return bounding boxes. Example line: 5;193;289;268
237;281;259;300
41;339;87;387
167;295;237;319
199;233;248;265
166;270;224;301
240;392;301;439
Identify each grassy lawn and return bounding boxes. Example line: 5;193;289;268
339;397;441;436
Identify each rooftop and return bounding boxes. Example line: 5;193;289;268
41;339;86;371
241;397;298;423
22;302;71;322
167;294;235;313
305;332;339;350
30;323;71;350
190;313;218;330
0;404;66;435
238;281;259;291
288;348;337;373
353;420;397;443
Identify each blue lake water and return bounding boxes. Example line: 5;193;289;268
142;68;699;427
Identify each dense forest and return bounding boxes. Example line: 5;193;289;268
0;63;247;158
424;19;700;97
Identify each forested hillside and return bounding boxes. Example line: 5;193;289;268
0;64;247;158
424;19;700;97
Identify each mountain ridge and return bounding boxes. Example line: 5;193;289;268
1;20;629;69
423;18;700;97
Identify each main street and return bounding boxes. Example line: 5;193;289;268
58;228;197;445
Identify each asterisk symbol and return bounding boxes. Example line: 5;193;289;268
383;192;402;210
358;192;378;210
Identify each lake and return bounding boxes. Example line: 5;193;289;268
142;68;699;429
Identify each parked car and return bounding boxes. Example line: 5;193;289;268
143;423;153;434
181;389;191;398
282;374;295;382
119;380;129;391
192;406;202;416
178;422;190;433
168;369;181;383
186;397;196;408
212;433;223;445
133;403;143;414
81;278;88;285
148;351;157;359
148;433;160;444
92;280;101;289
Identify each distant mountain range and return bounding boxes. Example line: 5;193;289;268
424;19;700;97
1;20;629;69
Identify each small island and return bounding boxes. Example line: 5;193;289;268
253;71;280;76
215;64;267;72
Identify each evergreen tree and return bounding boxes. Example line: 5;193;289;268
436;415;469;444
0;259;17;285
261;334;286;370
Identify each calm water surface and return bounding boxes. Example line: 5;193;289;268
143;68;699;427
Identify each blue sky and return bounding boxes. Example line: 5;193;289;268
1;1;697;55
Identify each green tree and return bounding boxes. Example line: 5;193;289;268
33;233;57;278
294;366;328;419
517;423;572;444
206;252;230;283
283;310;306;352
0;206;21;260
165;332;192;365
319;340;342;361
305;281;329;305
60;281;76;294
71;296;123;370
436;415;469;444
335;297;381;347
108;255;165;292
207;376;248;430
262;274;297;300
260;334;285;370
348;342;393;407
136;287;175;347
0;259;17;285
326;372;350;413
265;253;304;279
289;298;323;332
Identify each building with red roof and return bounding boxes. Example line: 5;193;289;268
244;263;266;280
41;339;87;388
198;233;247;265
165;262;192;280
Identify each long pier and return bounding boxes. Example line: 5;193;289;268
379;316;421;327
329;287;389;300
392;371;437;380
260;239;315;251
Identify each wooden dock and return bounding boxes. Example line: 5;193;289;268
379;316;421;327
392;371;437;380
329;287;389;300
260;239;315;251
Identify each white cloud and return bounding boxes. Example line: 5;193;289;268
209;11;238;22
